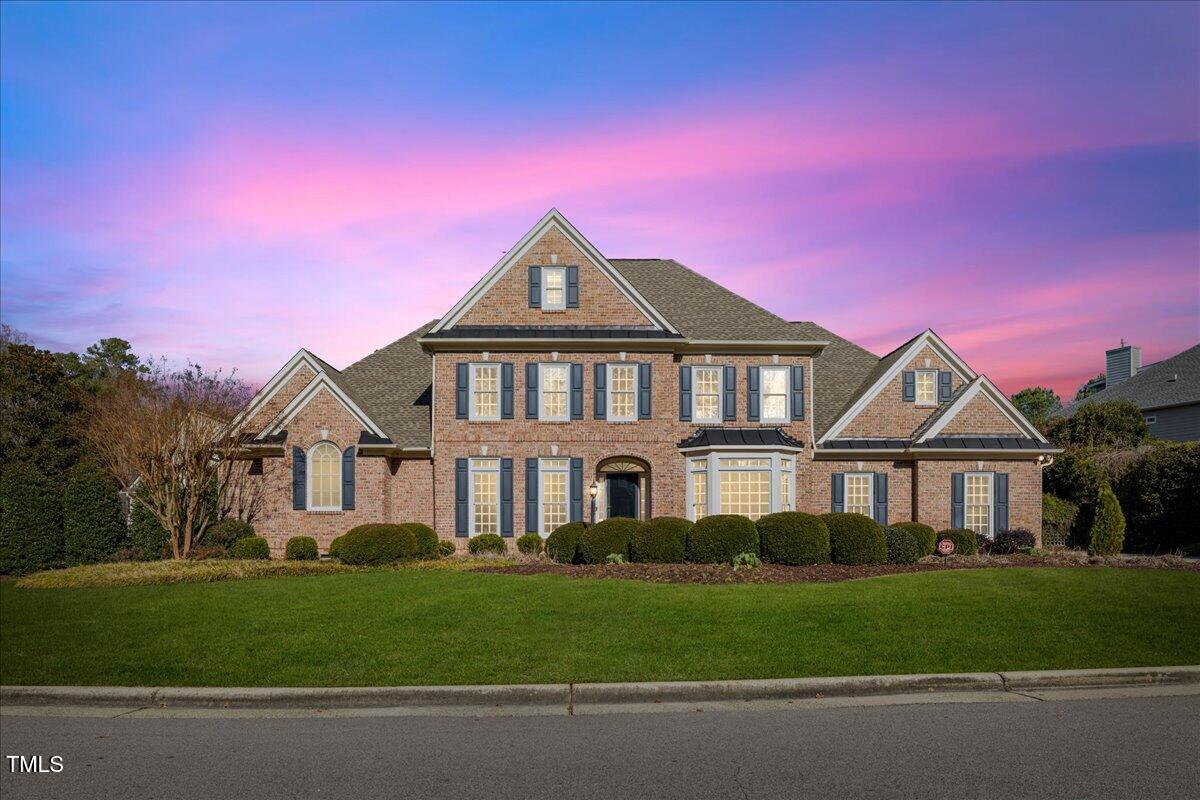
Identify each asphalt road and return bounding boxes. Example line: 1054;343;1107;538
2;693;1197;799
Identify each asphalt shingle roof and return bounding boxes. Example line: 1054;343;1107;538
1070;343;1200;413
337;320;438;449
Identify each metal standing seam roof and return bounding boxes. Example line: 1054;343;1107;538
821;436;1050;451
677;428;805;449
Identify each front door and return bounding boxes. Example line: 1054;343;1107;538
606;473;639;520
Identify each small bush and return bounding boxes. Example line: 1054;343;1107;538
629;517;691;563
62;462;125;566
936;528;978;556
578;518;640;564
332;524;417;565
888;521;937;556
756;512;830;565
605;552;626;564
285;536;318;561
207;518;254;551
545;521;585;564
517;533;544;555
821;513;887;565
992;529;1036;554
0;462;63;575
437;539;456;557
687;515;759;564
884;527;922;564
975;533;992;555
1087;485;1125;555
1042;494;1078;549
404;523;439;559
230;536;270;560
468;533;507;555
733;552;761;570
129;499;168;560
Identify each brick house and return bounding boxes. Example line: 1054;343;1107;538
233;210;1057;556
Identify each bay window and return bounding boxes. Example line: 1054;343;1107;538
685;452;797;521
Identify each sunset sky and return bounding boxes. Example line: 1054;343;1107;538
2;1;1197;398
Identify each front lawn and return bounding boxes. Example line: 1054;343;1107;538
2;568;1197;687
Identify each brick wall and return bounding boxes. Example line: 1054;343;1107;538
806;459;914;524
839;346;965;438
938;393;1023;436
914;459;1043;543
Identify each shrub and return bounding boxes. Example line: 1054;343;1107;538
733;552;761;569
888;521;937;556
1041;494;1078;549
468;533;507;555
230;536;270;560
884;527;921;564
1050;400;1149;450
0;463;62;575
605;552;626;564
403;523;439;559
129;498;168;560
1114;442;1200;553
578;517;641;564
821;513;887;565
756;512;830;565
687;515;759;564
975;533;992;555
62;462;125;565
285;536;318;561
207;518;254;551
517;533;544;555
992;529;1036;554
936;528;978;556
1044;450;1105;508
545;521;585;564
332;524;417;565
1087;485;1125;556
629;517;691;563
437;539;456;557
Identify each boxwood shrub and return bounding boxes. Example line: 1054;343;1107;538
468;533;507;555
821;513;887;565
437;539;456;557
629;517;691;563
403;523;439;559
578;518;640;564
284;535;318;561
756;512;830;565
884;526;922;564
936;528;978;556
207;518;254;551
991;529;1036;554
887;521;937;556
545;521;585;563
517;532;544;555
62;461;125;565
331;524;417;565
687;514;759;564
0;462;62;575
230;536;270;560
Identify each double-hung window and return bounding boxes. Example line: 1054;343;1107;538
689;458;708;521
307;442;342;511
693;366;722;423
779;457;793;511
608;364;637;421
539;364;569;421
965;472;993;537
470;364;500;420
469;458;500;535
915;370;937;406
542;267;566;310
761;366;789;422
845;473;873;517
539;458;569;535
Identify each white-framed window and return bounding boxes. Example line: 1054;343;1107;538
915;370;937;406
689;458;708;521
470;363;500;421
719;457;771;519
307;441;342;511
539;363;569;421
542;267;566;310
845;473;873;517
539;458;569;535
1144;415;1157;425
469;458;500;535
761;366;789;422
693;366;722;423
779;457;793;511
686;452;796;521
965;472;993;538
608;363;637;421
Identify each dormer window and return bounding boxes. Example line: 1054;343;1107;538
542;267;566;310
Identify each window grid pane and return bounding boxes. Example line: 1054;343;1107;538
473;365;499;418
309;443;341;509
719;470;771;520
541;365;568;419
543;268;565;309
692;471;707;520
694;367;721;421
762;367;788;420
779;471;792;511
473;470;498;535
542;470;568;534
846;474;871;517
966;474;991;537
916;371;936;403
610;365;636;419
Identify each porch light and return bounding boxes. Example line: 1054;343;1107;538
588;481;600;499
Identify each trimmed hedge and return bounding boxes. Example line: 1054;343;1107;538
1114;442;1199;554
579;517;641;564
821;513;887;565
936;528;978;556
992;529;1036;555
517;533;544;555
207;518;254;551
62;462;125;566
1041;494;1078;549
545;522;585;564
404;523;439;559
629;517;691;563
1088;485;1125;555
230;536;270;560
468;533;507;555
437;539;456;557
0;462;62;575
888;521;937;556
885;526;922;564
756;512;830;565
285;536;318;561
687;515;759;564
330;524;417;565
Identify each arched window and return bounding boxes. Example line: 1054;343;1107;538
307;442;342;510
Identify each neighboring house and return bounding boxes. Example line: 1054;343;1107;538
1065;342;1200;442
232;210;1057;555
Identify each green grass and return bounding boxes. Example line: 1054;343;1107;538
2;568;1197;687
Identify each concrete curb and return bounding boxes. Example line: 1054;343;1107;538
3;666;1197;711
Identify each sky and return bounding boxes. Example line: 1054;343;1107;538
1;1;1197;398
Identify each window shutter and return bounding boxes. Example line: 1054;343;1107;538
570;458;584;522
902;370;916;402
566;265;579;308
500;458;513;537
455;363;469;419
831;473;845;513
873;472;888;525
455;459;468;537
994;472;1009;533
292;446;306;510
570;363;584;420
638;363;652;419
747;366;760;422
679;365;692;421
792;365;805;421
525;363;539;419
951;473;965;529
722;365;736;421
938;371;953;402
594;363;607;419
528;265;541;308
341;446;356;510
525;459;539;533
501;363;514;419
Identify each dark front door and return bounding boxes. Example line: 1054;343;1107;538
606;473;640;520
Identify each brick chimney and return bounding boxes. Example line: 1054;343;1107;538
1105;341;1141;388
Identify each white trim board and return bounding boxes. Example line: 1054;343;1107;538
231;349;329;433
259;373;387;439
915;375;1049;444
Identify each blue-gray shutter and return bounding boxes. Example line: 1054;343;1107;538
566;266;579;308
679;366;692;421
951;472;965;528
455;363;469;419
528;265;541;308
594;363;607;419
638;363;652;419
723;365;736;421
994;472;1009;533
791;365;805;421
570;363;584;420
500;458;513;537
525;459;539;533
455;459;468;537
747;366;760;421
570;458;584;522
525;363;538;419
501;363;514;419
292;446;305;510
831;473;845;513
341;446;355;510
938;371;952;402
872;472;887;525
902;370;916;402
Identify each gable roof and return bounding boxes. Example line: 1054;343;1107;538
1070;343;1200;413
912;375;1048;443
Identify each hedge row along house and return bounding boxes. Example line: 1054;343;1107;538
232;210;1058;556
